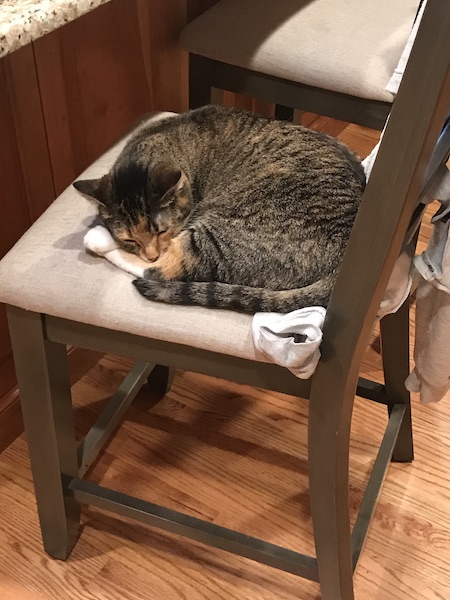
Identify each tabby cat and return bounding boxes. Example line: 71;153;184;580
74;105;365;313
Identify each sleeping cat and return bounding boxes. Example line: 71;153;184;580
74;105;365;314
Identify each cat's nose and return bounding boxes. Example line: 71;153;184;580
143;240;160;262
144;249;159;262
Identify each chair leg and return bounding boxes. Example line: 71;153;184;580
7;306;80;559
189;54;213;109
380;300;414;462
274;105;294;121
146;365;176;399
308;386;355;600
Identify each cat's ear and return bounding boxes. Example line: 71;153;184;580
73;175;112;207
150;162;189;206
150;163;191;212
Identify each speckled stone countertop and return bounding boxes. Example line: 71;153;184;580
0;0;112;58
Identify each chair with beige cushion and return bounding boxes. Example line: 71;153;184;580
0;2;449;599
181;0;421;127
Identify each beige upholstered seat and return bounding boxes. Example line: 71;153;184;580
181;0;420;103
0;113;261;364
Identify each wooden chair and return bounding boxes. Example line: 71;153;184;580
181;0;421;128
0;2;449;599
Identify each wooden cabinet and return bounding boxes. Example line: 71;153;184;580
33;0;190;196
0;0;191;450
0;44;56;448
0;45;54;400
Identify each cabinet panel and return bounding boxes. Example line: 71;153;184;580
0;45;53;400
2;46;55;221
137;0;189;113
33;0;210;196
34;0;154;195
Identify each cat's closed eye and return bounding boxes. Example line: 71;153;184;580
121;238;141;252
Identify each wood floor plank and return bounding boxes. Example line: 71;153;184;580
0;569;46;600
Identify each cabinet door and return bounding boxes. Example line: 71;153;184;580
34;0;189;195
0;45;55;401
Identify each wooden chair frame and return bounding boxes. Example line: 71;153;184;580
189;54;391;130
5;2;450;599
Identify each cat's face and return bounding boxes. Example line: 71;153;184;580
74;161;193;262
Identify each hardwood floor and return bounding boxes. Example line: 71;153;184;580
0;121;449;600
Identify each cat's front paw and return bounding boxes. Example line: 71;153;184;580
84;225;118;256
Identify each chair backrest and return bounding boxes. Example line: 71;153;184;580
312;0;450;397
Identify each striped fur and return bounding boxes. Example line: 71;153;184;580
75;105;366;314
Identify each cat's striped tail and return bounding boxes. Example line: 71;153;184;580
132;275;335;314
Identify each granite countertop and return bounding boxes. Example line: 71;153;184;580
0;0;112;59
